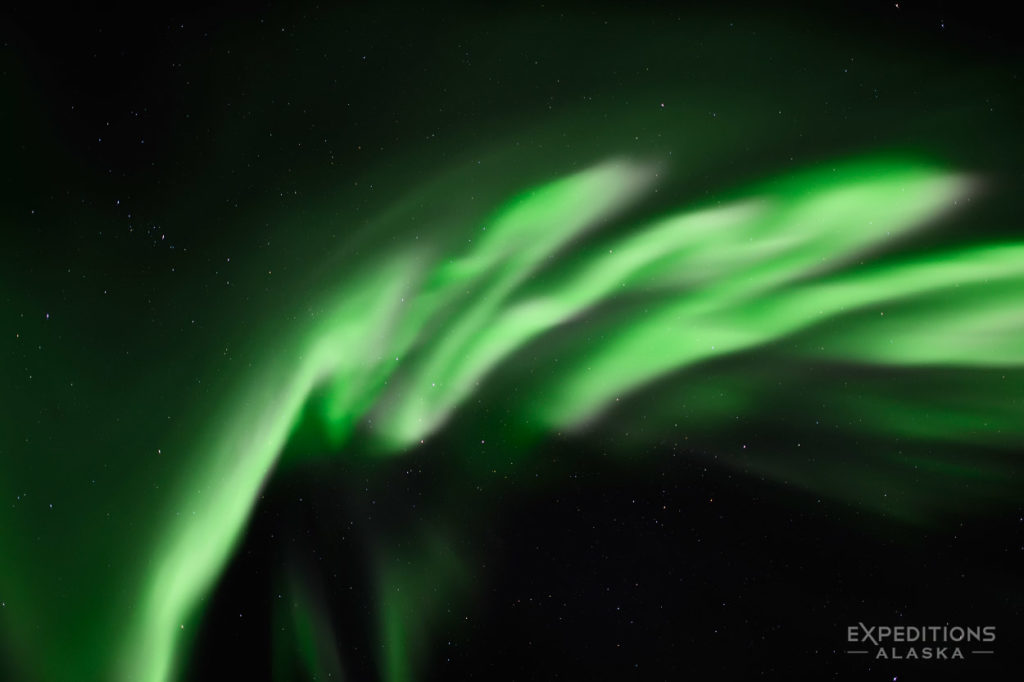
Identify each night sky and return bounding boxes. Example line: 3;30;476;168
2;3;1023;681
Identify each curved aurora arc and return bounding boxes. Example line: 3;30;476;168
108;152;1024;682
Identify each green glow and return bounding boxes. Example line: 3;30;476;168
4;10;1022;682
377;160;657;447
102;154;1023;682
273;568;346;681
121;255;423;682
377;534;468;682
535;162;976;426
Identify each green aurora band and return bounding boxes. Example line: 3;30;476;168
106;155;1022;682
2;9;1023;681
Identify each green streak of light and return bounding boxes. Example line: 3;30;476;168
114;156;1024;682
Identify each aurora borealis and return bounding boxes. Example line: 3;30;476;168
2;3;1023;681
